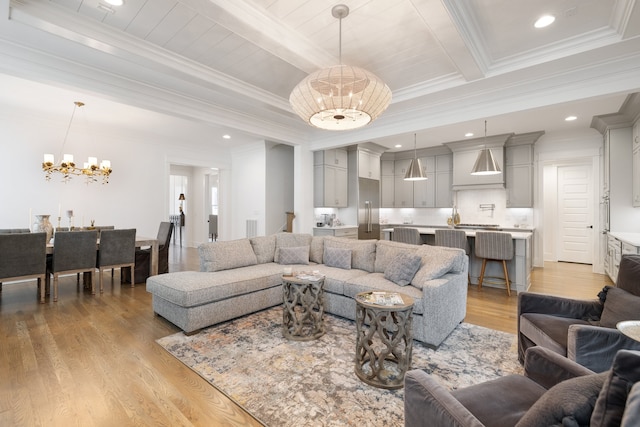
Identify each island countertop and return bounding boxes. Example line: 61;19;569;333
382;227;533;240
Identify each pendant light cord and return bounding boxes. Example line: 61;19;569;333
59;102;82;160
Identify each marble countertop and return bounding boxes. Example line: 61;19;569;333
383;223;534;232
608;232;640;247
313;225;358;229
382;227;533;240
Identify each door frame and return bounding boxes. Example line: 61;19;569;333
538;154;602;273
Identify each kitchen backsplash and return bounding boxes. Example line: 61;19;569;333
314;189;533;228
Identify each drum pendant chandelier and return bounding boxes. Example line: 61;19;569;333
289;4;392;131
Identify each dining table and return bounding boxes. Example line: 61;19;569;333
47;235;159;276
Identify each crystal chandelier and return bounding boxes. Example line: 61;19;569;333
289;4;392;130
42;101;112;184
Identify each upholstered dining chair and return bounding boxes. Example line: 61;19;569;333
435;229;470;284
0;228;32;234
46;230;98;302
0;232;47;302
392;227;422;245
123;222;173;285
474;231;514;296
96;228;136;294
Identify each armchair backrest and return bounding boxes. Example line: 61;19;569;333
617;254;640;296
0;232;47;279
392;227;421;245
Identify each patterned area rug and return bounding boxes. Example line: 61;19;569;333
157;307;521;427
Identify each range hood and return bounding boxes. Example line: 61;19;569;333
445;134;512;191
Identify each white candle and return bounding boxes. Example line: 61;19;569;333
29;208;32;230
58;203;61;218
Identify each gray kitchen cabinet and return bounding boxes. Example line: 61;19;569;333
506;137;536;208
394;159;414;207
314;148;348;207
413;156;435;208
358;150;381;180
435;154;453;208
381;159;395;207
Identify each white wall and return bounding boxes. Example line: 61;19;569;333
0;103;231;241
230;142;266;239
265;142;294;235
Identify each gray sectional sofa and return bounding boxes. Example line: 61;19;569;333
146;232;469;348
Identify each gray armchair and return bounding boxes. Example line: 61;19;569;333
405;347;640;427
518;254;640;372
122;222;173;284
96;229;136;294
46;230;98;302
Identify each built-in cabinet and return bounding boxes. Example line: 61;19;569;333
314;148;348;207
505;136;536;208
381;148;453;208
358;150;381;180
606;233;640;282
313;226;357;239
633;120;640;207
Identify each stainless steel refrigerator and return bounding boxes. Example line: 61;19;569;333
357;178;380;240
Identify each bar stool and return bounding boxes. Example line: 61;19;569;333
435;229;470;284
392;227;421;245
474;231;513;296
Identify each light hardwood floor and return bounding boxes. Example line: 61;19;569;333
0;245;613;426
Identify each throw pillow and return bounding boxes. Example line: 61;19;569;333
374;240;419;273
198;239;258;272
599;287;640;328
591;349;640;427
309;236;325;264
323;246;351;270
411;245;466;287
515;372;607;427
621;382;640;427
274;233;312;262
384;252;422;286
278;246;310;265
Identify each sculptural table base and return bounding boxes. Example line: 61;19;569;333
354;291;414;389
282;275;325;341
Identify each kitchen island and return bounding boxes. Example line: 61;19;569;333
383;227;533;294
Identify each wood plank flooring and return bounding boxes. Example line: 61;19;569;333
0;245;613;426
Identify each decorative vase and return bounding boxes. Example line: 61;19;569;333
33;214;54;242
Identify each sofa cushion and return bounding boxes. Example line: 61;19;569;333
278;246;309;265
309;236;324;264
515;372;606;427
374;240;419;273
310;265;369;295
412;245;466;283
250;235;276;264
384;252;422;286
600;287;640;328
591;349;640;426
323;246;351;270
324;237;376;273
345;273;424;315
274;233;312;262
146;265;284;307
199;239;258;272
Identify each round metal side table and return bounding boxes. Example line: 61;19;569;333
282;274;325;341
354;291;414;389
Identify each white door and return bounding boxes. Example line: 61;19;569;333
557;164;594;264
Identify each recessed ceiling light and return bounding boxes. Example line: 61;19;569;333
465;132;474;137
104;0;124;6
223;134;231;139
395;144;402;148
565;116;577;121
534;15;555;28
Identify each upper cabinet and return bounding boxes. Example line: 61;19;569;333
505;132;543;208
314;149;348;207
381;147;452;208
358;150;381;180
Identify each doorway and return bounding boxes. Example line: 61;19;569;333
557;164;594;264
